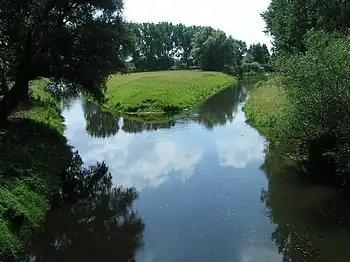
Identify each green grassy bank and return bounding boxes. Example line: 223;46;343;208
104;70;237;115
0;81;71;258
243;77;288;139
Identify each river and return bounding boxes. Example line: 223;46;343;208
24;84;350;261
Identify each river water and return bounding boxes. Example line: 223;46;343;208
25;84;350;261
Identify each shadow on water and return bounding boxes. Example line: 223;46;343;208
21;152;145;262
79;84;247;138
261;143;350;262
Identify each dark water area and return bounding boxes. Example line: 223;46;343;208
23;84;350;262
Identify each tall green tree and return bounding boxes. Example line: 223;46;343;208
262;0;350;53
173;24;202;68
129;22;176;72
246;43;270;65
0;0;131;121
191;27;246;75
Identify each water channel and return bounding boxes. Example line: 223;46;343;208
25;84;350;261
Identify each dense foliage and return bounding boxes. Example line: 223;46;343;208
262;0;350;54
128;22;202;71
191;28;247;75
242;43;271;73
249;0;350;181
126;22;267;77
0;0;131;120
274;31;350;176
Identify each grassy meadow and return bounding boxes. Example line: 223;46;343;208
104;70;237;114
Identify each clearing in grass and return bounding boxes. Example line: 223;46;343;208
104;70;237;114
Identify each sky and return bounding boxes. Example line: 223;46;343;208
123;0;272;48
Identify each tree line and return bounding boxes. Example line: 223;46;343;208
126;22;270;75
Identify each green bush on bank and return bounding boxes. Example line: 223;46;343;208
275;31;350;141
245;31;350;176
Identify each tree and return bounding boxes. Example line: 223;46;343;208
246;43;270;65
262;0;350;54
129;22;177;72
0;0;131;121
174;25;202;69
191;27;246;75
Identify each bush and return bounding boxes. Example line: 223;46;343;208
242;61;265;74
275;30;350;174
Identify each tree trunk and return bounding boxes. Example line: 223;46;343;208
0;79;29;123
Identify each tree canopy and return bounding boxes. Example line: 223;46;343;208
127;22;248;76
191;28;247;75
262;0;350;54
0;0;131;121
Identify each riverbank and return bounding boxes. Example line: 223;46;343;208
0;82;71;258
243;77;288;139
104;70;237;115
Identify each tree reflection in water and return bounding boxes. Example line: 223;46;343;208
261;144;350;262
194;85;244;129
23;152;144;262
82;85;247;137
121;118;176;134
83;101;120;138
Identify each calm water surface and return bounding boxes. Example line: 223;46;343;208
26;85;350;261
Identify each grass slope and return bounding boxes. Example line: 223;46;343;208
243;77;288;139
0;82;71;258
105;70;237;114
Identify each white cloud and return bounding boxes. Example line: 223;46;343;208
62;101;204;191
79;130;204;191
216;130;264;169
215;105;265;169
123;0;272;48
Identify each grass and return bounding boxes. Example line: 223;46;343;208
243;77;288;139
0;81;71;259
104;70;237;114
